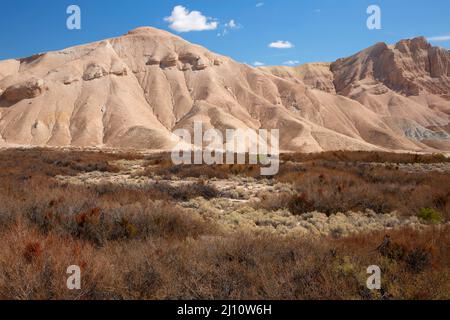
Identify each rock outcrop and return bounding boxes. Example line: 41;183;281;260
1;78;46;103
330;37;450;97
83;64;109;81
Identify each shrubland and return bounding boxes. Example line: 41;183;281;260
0;148;448;299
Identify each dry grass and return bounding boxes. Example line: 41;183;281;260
145;163;262;180
0;148;141;179
0;148;449;300
281;151;450;164
267;161;450;219
0;221;448;299
144;152;449;220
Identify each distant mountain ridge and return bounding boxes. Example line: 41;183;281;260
0;27;449;152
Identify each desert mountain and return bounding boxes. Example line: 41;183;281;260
0;27;449;152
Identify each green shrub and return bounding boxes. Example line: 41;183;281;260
418;208;443;224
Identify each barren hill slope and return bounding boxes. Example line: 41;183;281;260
263;37;450;151
0;28;449;152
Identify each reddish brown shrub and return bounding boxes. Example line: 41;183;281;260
23;242;42;263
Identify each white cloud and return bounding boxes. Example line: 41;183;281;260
256;2;264;8
164;5;218;32
427;35;450;42
269;40;294;49
284;60;300;66
253;61;265;66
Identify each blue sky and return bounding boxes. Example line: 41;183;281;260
0;0;449;65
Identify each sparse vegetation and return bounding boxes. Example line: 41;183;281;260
263;161;449;219
0;148;448;300
281;151;450;164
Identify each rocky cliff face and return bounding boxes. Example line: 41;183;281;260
0;28;449;152
331;37;450;97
